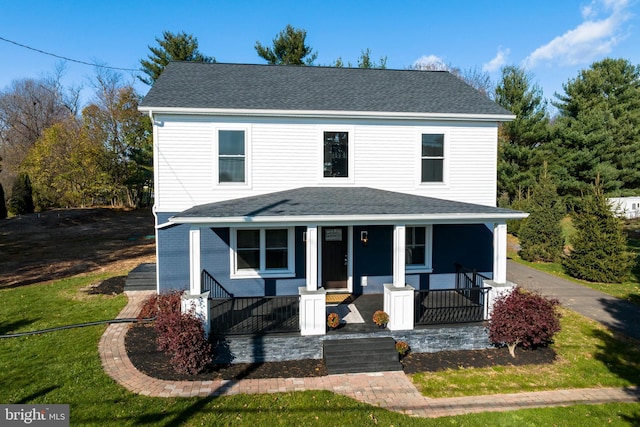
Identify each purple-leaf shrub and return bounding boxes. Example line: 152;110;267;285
489;287;561;358
152;290;212;374
166;312;212;375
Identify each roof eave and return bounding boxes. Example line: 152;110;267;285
139;106;515;122
167;212;528;228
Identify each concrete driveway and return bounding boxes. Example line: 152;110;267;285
507;260;640;341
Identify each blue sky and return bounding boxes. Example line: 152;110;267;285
1;0;638;105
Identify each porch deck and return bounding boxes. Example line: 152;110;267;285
210;288;487;338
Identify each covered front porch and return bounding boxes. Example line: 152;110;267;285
163;187;526;337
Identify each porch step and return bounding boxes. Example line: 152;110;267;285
323;337;402;375
124;263;156;291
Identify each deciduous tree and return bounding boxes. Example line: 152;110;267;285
410;61;494;96
23;119;111;209
84;69;153;207
0;78;72;202
255;25;317;65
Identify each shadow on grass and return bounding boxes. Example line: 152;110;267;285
135;335;266;426
592;327;640;386
15;386;59;404
110;391;378;427
621;412;640;426
0;318;41;335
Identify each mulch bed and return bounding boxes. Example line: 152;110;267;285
125;324;556;381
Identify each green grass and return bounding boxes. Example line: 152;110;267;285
1;273;640;426
411;308;640;398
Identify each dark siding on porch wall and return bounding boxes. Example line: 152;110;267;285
353;225;393;294
294;226;306;278
205;228;264;296
432;224;493;275
156;213;190;292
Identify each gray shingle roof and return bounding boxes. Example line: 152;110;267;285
171;187;524;223
140;62;512;117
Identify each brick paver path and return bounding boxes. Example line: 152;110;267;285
99;291;640;418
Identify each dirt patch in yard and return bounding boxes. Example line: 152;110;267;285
0;208;155;289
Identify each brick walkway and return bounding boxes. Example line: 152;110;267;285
99;291;640;418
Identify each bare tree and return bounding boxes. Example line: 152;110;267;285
410;61;494;97
0;77;72;200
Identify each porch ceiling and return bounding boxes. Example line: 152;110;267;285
167;187;527;227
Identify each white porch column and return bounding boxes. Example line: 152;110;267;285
181;292;211;337
493;222;507;284
305;225;319;291
299;286;326;335
392;225;406;287
189;227;201;294
384;283;414;330
484;280;515;320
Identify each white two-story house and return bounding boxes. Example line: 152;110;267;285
139;62;525;337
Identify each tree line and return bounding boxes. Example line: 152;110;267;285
1;25;639;222
496;59;640;284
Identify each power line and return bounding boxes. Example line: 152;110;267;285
0;35;140;72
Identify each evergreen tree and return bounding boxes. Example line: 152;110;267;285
255;25;317;65
8;173;34;215
0;182;7;219
495;66;550;201
140;31;215;85
552;58;640;198
563;178;634;283
357;48;387;69
518;165;565;262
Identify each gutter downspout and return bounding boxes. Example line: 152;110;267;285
148;110;160;294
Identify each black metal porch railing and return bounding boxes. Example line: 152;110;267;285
455;263;491;290
210;295;300;336
414;287;491;325
201;269;233;299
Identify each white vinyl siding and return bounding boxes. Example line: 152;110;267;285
154;115;498;212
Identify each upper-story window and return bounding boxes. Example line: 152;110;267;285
218;130;246;183
421;133;444;183
323;131;349;178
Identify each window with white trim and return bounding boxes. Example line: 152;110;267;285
421;134;444;183
323;131;349;178
406;225;433;271
218;129;246;183
231;228;295;278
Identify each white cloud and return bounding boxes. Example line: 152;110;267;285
412;55;448;70
524;0;631;68
483;47;510;72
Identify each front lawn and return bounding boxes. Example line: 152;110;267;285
1;273;639;426
411;308;640;397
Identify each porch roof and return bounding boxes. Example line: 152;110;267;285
166;187;527;227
